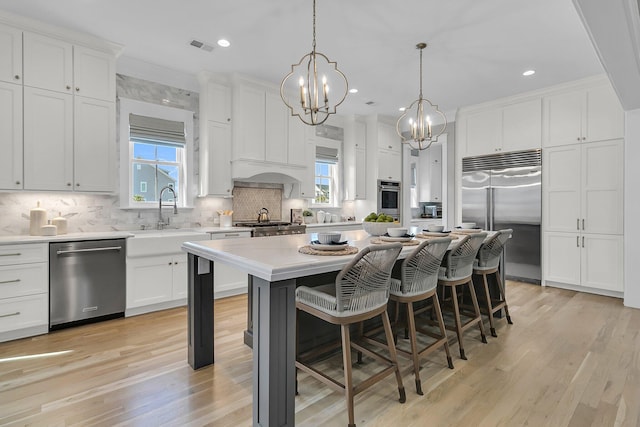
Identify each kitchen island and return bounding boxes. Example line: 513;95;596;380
181;230;485;426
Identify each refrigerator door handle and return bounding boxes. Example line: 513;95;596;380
485;187;491;230
489;187;495;231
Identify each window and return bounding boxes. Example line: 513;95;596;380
314;145;340;206
119;99;194;209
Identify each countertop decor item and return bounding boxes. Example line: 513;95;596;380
40;221;57;236
396;42;447;151
29;201;47;236
280;0;348;126
52;212;68;234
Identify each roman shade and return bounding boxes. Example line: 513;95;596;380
129;113;186;146
316;146;339;164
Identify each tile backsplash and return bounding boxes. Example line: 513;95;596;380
232;186;283;221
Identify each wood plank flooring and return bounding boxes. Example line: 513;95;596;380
1;281;639;426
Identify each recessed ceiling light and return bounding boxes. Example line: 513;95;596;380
523;70;536;76
217;39;230;48
349;88;358;94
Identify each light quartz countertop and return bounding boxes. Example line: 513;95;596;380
304;221;362;228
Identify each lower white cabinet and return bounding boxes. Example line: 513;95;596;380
544;232;623;292
0;243;49;342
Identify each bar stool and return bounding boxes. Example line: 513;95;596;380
473;229;514;337
295;243;404;427
388;237;453;395
437;233;488;360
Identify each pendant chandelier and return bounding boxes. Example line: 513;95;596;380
280;0;348;126
396;43;446;150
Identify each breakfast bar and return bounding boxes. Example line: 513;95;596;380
181;229;490;426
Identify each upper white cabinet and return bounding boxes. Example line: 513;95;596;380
234;81;266;161
287;115;307;167
198;76;233;197
23;32;73;94
0;81;22;190
543;82;623;147
374;121;401;181
73;46;116;101
460;98;541;157
343;118;367;200
0;23;22;84
418;143;443;202
377;122;401;152
265;91;288;163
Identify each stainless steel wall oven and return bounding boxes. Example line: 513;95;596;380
377;180;401;220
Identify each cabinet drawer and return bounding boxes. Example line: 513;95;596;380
209;231;251;240
0;293;48;333
0;263;47;299
0;243;48;266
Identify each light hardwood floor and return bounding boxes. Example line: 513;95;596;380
1;281;639;426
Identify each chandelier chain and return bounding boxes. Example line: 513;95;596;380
312;0;316;53
419;46;423;99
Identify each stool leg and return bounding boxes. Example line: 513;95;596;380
381;310;406;403
481;273;497;337
405;302;422;395
467;280;488;344
341;324;356;427
449;285;466;360
495;272;513;324
432;293;454;369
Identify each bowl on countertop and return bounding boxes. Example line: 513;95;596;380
387;227;408;237
316;231;342;244
363;222;400;236
427;224;445;232
459;222;476;229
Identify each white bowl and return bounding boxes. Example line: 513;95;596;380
460;222;476;229
316;231;342;244
362;221;400;236
387;227;408;237
427;224;445;232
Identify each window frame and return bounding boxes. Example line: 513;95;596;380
311;139;342;208
119;98;194;209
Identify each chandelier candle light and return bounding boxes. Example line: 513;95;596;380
396;42;447;150
280;0;348;126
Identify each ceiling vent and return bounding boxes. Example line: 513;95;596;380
365;101;376;106
189;39;214;52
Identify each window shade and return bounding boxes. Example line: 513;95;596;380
316;146;339;164
129;113;186;146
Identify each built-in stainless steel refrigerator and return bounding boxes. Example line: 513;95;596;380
461;149;541;284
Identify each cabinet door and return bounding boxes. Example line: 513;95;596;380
265;91;288;163
544;91;584;147
378;149;401;181
581;140;623;235
464;108;501;156
299;141;316;198
206;82;231;124
355;147;367;199
23;87;73;191
287;116;307;167
585;84;624;143
543;145;581;232
74;97;115;192
23;32;73;94
544;232;581;285
202;120;232;196
126;256;173;308
0;81;23;190
502;99;542;152
171;254;188;299
73;46;115;101
234;84;265;161
377;122;401;152
581;234;623;291
0;23;22;84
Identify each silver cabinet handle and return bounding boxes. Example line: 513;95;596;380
0;311;20;318
577;219;580;231
582;219;585;230
57;246;122;255
0;279;20;285
582;236;585;248
224;233;240;237
0;253;21;257
576;236;580;247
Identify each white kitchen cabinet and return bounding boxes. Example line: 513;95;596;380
287;115;307;167
73;46;116;101
355;146;367;199
209;230;251;299
23;32;73;94
543;83;623;147
74;97;115;192
265;91;288;163
544;140;623;235
544;232;623;292
418;143;442;202
0;81;22;190
460;99;541;157
206;82;232;124
23;86;74;191
126;255;175;308
299;141;316;198
378;148;401;181
377;122;401;152
233;82;266;161
0;243;48;343
343;118;367;200
201;120;232;196
0;23;22;84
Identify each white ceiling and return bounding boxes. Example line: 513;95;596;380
0;0;605;118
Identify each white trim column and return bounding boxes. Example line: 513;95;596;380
624;109;640;308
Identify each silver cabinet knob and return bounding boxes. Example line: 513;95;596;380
15;181;20;185
14;75;20;80
66;85;71;90
66;182;72;186
76;87;80;92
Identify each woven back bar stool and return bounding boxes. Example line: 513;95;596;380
473;229;514;337
387;237;453;395
295;243;404;427
437;232;488;360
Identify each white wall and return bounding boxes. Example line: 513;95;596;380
624;109;640;308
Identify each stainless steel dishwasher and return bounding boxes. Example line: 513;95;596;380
49;239;126;329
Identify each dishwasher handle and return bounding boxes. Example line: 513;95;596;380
56;246;123;255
